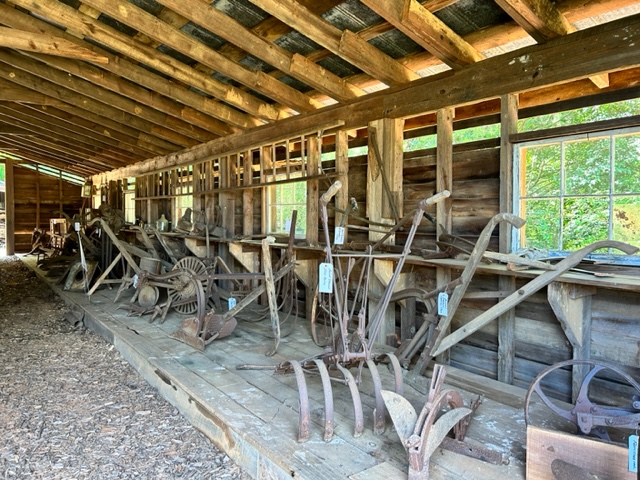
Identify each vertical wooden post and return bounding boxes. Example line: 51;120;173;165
436;107;454;364
35;164;40;231
5;158;15;255
367;118;404;346
242;151;253;237
305;135;320;322
548;282;596;402
58;170;63;216
335;130;349;241
498;93;519;384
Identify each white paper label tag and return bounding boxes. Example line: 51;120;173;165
437;292;448;316
75;222;81;232
284;218;292;232
318;263;333;293
629;434;638;472
334;226;345;245
228;297;237;311
132;274;138;289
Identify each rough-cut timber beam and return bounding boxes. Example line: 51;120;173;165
494;0;609;88
0;55;194;150
0;4;240;136
102;13;640;181
9;0;276;125
0;27;109;64
0;74;181;155
250;0;420;87
361;0;484;69
0;103;148;162
80;0;320;114
0;143;100;175
154;0;365;103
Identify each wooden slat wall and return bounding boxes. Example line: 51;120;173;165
13;167;82;252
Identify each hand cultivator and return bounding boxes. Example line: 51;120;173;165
276;181;451;442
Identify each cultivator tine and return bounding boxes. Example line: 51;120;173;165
288;360;311;443
336;364;364;438
365;359;385;434
313;359;335;442
376;353;404;396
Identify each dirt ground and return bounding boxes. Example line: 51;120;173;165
0;256;250;479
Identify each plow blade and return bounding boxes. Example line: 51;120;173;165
171;312;237;351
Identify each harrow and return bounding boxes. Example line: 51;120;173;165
273;181;451;442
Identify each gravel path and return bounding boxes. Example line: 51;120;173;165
0;256;250;479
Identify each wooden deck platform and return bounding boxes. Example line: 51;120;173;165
25;257;532;480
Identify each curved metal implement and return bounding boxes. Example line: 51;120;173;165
524;359;640;441
336;364;365;438
313;359;335;442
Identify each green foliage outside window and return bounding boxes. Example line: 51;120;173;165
270;180;307;237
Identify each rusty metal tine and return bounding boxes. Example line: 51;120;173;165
289;360;311;442
336;364;364;438
366;359;386;434
313;359;335;442
377;353;404;396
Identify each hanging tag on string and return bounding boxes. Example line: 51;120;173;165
334;227;345;245
438;292;448;316
629;434;638;473
318;263;333;293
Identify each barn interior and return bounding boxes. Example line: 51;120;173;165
1;0;640;478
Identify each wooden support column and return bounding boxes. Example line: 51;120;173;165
498;93;519;384
58;171;63;215
548;282;597;402
335;130;349;241
367;118;404;346
5;158;15;255
35;164;40;230
436;107;453;364
304;135;320;322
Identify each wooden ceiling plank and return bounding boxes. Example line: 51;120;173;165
0;102;148;162
3;50;215;146
0;26;109;64
9;0;273;125
0;144;100;175
81;0;319;114
15;102;171;158
494;0;610;88
0;77;180;156
154;0;364;103
104;13;640;180
0;132;122;171
0;80;62;105
0;4;241;136
0;55;193;150
361;0;484;70
0;109;135;166
250;0;420;87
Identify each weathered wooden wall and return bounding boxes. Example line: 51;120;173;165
13;167;82;252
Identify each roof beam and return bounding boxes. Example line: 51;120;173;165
0;53;197;149
0;73;181;154
8;0;276;124
494;0;609;88
0;4;241;136
0;139;101;175
0;108;135;166
360;0;484;70
104;13;640;180
249;0;420;87
0;102;149;162
80;0;320;114
0;26;109;64
154;0;365;103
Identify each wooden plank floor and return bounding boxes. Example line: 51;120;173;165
25;257;530;479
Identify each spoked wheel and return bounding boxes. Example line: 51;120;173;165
524;359;640;441
168;257;209;315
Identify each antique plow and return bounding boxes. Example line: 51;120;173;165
275;182;451;442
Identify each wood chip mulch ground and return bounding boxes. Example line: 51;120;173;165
0;256;251;479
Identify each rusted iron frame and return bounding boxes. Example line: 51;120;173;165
525;359;640;440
